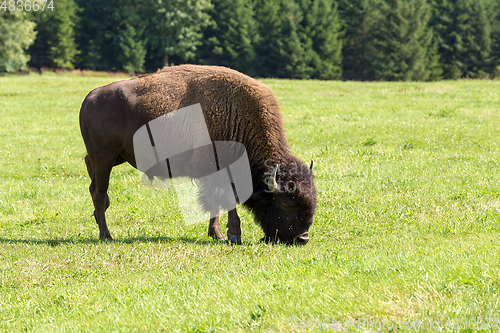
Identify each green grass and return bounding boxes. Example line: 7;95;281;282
1;73;499;332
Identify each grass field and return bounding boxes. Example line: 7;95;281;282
0;72;499;332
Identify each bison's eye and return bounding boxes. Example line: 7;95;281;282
278;197;297;210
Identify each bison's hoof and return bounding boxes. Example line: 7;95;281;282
210;236;227;242
227;233;242;245
208;231;226;241
99;234;113;241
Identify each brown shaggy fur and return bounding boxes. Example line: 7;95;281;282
80;64;316;244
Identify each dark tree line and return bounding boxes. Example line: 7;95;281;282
2;0;499;80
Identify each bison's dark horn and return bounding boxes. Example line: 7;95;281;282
310;160;314;171
268;164;280;193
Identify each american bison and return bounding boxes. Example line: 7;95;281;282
79;65;316;245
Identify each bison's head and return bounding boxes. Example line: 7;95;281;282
246;159;317;245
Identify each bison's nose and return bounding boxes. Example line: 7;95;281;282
294;232;309;245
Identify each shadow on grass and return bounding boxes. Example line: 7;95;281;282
0;236;222;246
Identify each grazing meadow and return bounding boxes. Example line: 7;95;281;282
0;73;499;332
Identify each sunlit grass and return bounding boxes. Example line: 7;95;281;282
0;73;499;332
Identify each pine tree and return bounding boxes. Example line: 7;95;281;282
118;24;147;73
484;0;500;76
75;0;123;70
252;0;285;77
370;0;433;81
430;0;492;78
254;0;313;78
140;0;212;70
198;0;258;76
339;0;383;80
493;6;500;76
297;0;343;79
279;0;314;78
76;0;146;72
0;11;36;73
427;38;444;80
28;0;79;69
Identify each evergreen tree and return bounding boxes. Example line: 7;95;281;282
76;0;124;70
339;0;383;80
253;0;287;77
340;0;436;81
370;0;434;81
76;0;145;72
297;0;343;79
198;0;258;76
118;24;147;73
484;0;500;76
430;0;492;78
493;6;500;76
427;37;444;80
140;0;212;70
254;0;313;78
278;0;314;78
0;11;36;73
28;0;79;69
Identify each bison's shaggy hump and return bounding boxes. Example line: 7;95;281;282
134;65;290;167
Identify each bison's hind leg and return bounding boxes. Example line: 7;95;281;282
85;154;113;240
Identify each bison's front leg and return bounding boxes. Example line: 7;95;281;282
227;209;242;245
208;213;226;241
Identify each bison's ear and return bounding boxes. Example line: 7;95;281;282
309;160;314;171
